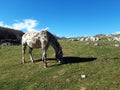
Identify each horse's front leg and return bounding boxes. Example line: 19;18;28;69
29;47;34;63
42;49;47;68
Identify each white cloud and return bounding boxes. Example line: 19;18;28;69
0;19;50;32
12;19;38;31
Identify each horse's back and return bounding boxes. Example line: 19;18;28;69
22;30;49;48
22;31;42;48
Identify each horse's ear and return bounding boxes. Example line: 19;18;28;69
44;30;48;32
44;29;47;31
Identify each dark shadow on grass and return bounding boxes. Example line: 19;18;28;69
62;56;97;64
33;56;97;64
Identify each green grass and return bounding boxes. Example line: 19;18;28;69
0;40;120;90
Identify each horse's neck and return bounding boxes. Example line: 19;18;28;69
50;37;61;53
42;30;62;53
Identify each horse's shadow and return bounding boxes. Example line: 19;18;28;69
34;56;97;64
62;56;97;64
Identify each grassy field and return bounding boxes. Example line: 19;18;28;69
0;40;120;90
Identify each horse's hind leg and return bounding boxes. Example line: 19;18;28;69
29;47;34;63
22;44;26;64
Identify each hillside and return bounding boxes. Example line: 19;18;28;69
67;33;120;42
0;26;24;45
0;40;119;90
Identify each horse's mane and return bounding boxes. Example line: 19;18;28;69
45;30;62;51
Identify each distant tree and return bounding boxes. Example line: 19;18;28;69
0;26;24;45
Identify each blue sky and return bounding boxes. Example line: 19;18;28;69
0;0;120;37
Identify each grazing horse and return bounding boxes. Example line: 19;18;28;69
22;30;63;68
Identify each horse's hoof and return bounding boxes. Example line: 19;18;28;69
44;66;47;68
58;61;62;64
31;60;34;63
59;61;64;64
22;62;25;64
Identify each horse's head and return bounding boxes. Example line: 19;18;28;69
56;48;63;63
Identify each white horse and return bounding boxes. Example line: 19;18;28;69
22;30;63;68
